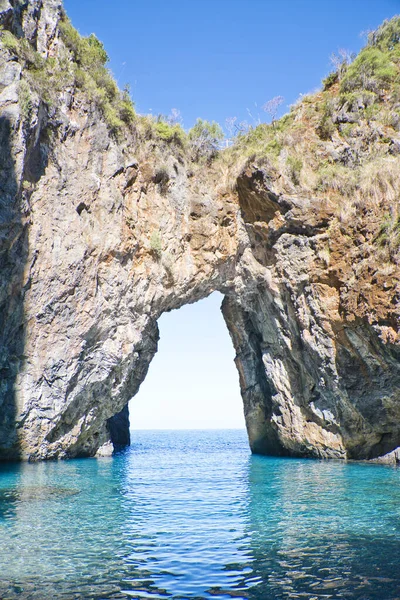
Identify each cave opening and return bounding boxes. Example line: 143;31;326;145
128;292;245;432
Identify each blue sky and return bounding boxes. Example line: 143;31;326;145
64;0;399;131
63;1;399;429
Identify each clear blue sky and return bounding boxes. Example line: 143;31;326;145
64;0;399;130
63;1;399;429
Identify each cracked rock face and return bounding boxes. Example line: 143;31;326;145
1;0;400;462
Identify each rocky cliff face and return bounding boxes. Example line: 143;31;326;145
224;165;400;461
1;1;399;462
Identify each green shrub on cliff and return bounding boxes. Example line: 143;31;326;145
18;79;32;119
322;71;339;90
286;155;303;185
59;19;108;69
368;16;400;54
377;213;400;258
316;100;336;140
188;118;224;159
1;29;69;105
224;16;400;192
150;231;162;259
1;17;133;133
119;87;136;125
340;47;398;93
1;29;44;68
155;121;186;146
59;16;136;133
1;29;19;52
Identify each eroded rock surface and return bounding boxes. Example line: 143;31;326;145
224;166;400;460
1;1;399;462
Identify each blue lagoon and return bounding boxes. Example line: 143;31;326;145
0;430;399;599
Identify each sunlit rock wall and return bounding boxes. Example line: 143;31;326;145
1;0;399;462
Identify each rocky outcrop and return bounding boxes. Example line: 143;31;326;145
0;1;399;462
224;166;400;460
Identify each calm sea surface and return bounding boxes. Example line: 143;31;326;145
0;429;399;599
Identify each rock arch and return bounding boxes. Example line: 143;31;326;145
3;135;400;462
1;0;400;463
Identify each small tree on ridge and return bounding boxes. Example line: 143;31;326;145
262;95;284;126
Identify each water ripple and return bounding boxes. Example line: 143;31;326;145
0;430;399;599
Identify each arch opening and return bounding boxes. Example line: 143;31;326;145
128;292;246;433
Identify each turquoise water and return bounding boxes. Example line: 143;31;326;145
0;430;399;599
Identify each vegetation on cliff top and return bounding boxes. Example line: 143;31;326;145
211;16;400;334
0;13;222;164
2;8;400;208
223;18;400;246
1;15;137;133
1;7;399;332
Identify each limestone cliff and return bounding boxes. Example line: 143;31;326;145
0;1;399;463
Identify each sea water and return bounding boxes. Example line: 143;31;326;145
0;429;399;599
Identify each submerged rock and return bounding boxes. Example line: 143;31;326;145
0;486;79;503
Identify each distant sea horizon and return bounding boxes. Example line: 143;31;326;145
130;426;247;430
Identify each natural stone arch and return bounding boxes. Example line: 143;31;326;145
1;0;400;463
2;111;400;461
